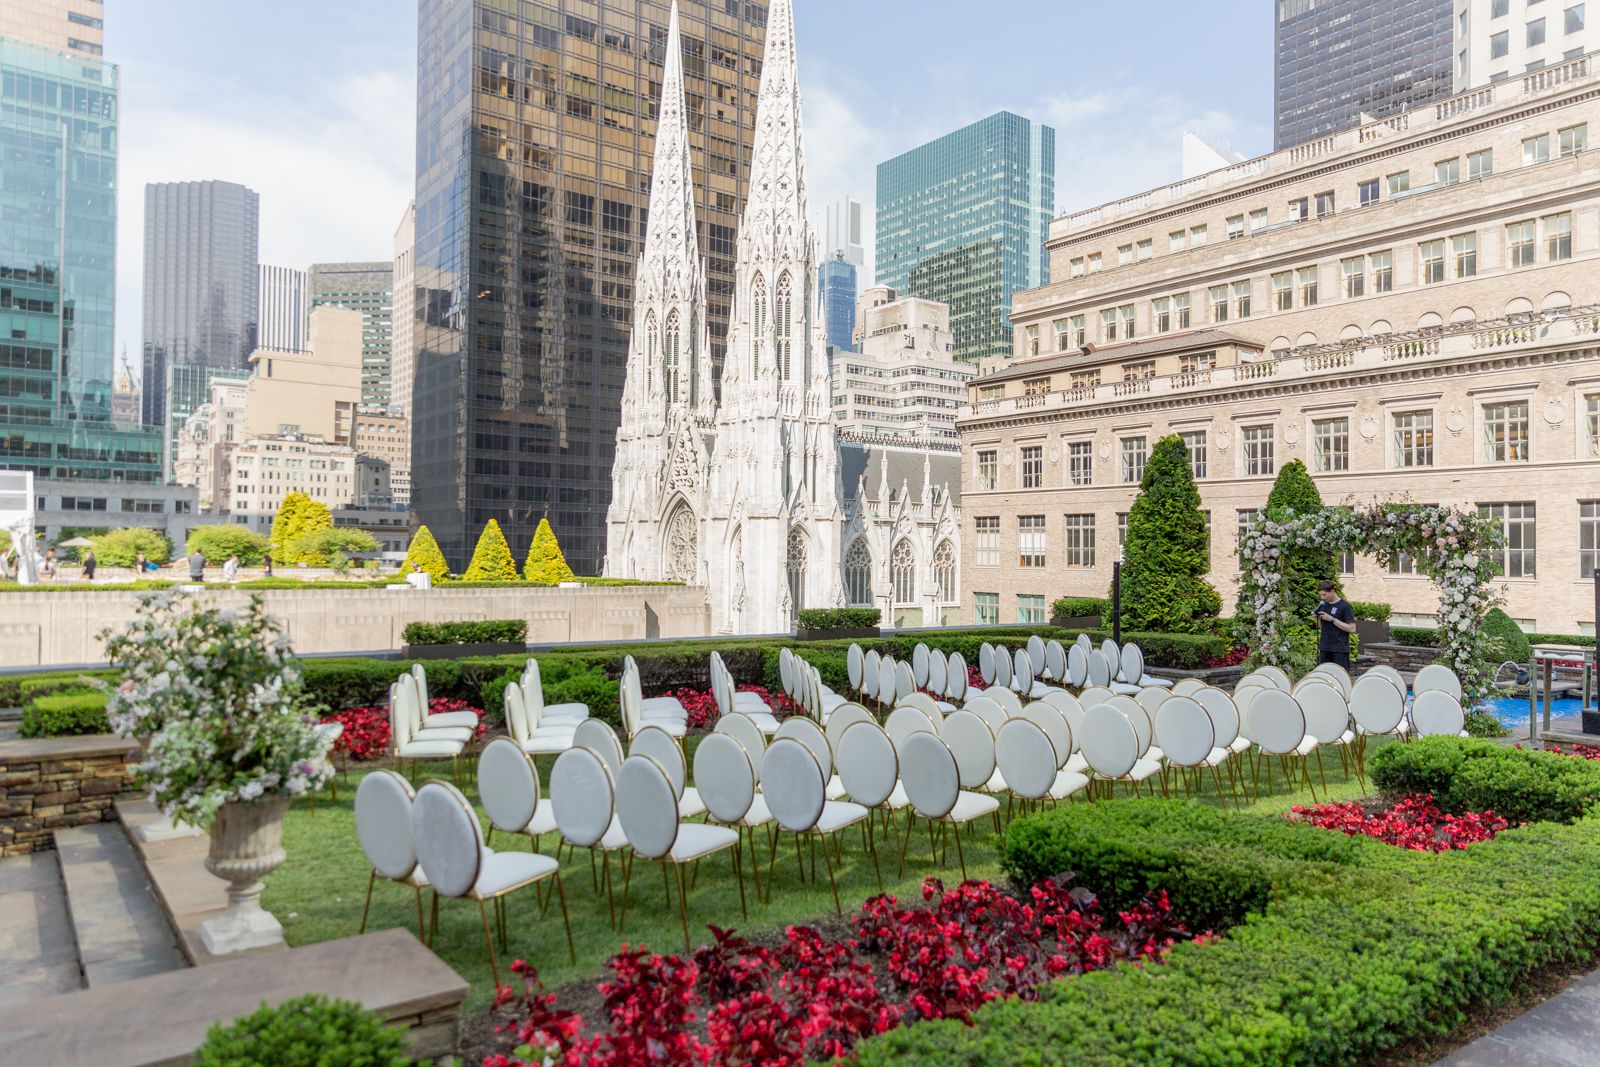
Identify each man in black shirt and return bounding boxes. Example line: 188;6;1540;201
1311;580;1356;670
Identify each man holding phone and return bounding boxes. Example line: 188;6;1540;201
1311;580;1356;670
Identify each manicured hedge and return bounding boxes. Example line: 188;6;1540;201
19;692;110;738
796;608;882;630
0;670;118;708
1348;600;1391;621
1391;626;1440;647
854;796;1600;1066
1370;736;1600;825
400;619;527;646
1051;596;1107;620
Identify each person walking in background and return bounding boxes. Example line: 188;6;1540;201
1311;580;1356;672
187;548;206;582
41;548;56;580
262;553;273;578
222;554;240;582
82;549;96;581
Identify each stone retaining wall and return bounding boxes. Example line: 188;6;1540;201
1364;642;1439;675
0;735;137;856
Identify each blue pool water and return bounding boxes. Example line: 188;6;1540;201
1479;695;1585;727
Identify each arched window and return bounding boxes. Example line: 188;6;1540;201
891;539;916;605
775;271;793;379
786;526;808;618
932;540;956;603
645;313;657;393
751;273;767;374
843;538;873;606
665;310;681;404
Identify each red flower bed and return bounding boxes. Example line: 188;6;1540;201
1204;645;1250;669
1288;793;1509;851
321;698;486;763
486;876;1196;1066
1546;743;1600;761
669;686;800;731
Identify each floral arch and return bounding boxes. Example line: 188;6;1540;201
1238;503;1503;702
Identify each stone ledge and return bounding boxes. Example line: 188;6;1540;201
0;734;136;763
0;928;469;1067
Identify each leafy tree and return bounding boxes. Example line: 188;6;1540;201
463;518;519;581
270;492;332;564
186;525;271;565
89;527;172;568
1262;459;1338;616
524;517;576;583
1113;435;1220;634
289;527;378;567
402;524;450;581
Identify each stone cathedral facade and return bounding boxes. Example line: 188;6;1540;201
604;0;961;634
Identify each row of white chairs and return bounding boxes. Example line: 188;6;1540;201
777;647;847;722
1232;661;1467;740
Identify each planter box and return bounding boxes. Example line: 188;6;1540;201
401;640;526;660
1583;710;1600;736
1355;620;1392;645
795;626;880;642
1051;615;1103;630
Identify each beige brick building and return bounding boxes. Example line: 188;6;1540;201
962;54;1600;635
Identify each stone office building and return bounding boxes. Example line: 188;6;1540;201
961;53;1600;635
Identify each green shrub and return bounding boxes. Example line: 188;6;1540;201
1348;601;1391;622
270;492;333;565
1480;608;1531;668
1392;626;1440;647
1085;629;1231;670
191;994;411;1067
1264;460;1337;606
186;525;271;566
89;527;171;567
1370;736;1600;824
1114;435;1220;634
1528;633;1596;648
1464;710;1510;738
462;518;519;581
288;527;379;567
523;517;576;583
402;525;451;582
19;692;110;738
1050;597;1107;621
796;608;881;630
401;620;527;646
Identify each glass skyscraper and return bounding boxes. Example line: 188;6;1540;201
1274;0;1453;150
875;111;1054;365
309;262;393;408
0;37;162;483
818;255;856;353
410;0;769;572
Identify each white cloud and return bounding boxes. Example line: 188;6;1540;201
802;66;884;279
116;63;415;370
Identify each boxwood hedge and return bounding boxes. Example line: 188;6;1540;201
1370;735;1600;825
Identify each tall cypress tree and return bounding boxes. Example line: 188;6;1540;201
1263;459;1337;614
1114;435;1220;633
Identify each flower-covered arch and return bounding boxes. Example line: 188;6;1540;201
1238;504;1503;703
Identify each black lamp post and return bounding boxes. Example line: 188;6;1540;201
1111;544;1124;646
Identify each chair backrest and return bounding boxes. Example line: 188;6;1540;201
912;643;931;687
549;747;616;849
961;694;1008;733
780;647;796;697
898;691;943;727
478;738;539;834
355;770;419;881
1135;686;1170;716
1248;689;1307;756
928;649;948;697
1257;665;1292;691
1075;633;1093;653
775;716;832;779
1011;648;1033;691
824;702;874;754
1078;685;1114;710
1045;639;1066;681
1233;684;1263;743
629;726;687;800
1155;696;1215;767
1108;695;1152;756
885;705;937;754
1235;674;1273;694
1363;664;1406;694
1086;650;1113;687
1121;644;1145;685
940;710;996;790
899;732;960;820
877;658;897;704
993;647;1013;689
1100;639;1121;672
1414;664;1462;702
896;660;917;703
411;780;484;901
1066;643;1089;688
619;669;643;738
1080;703;1139;779
1293;673;1339;699
947;652;968;701
410;663;429;709
996;718;1057;800
835;720;897;807
1192;687;1240;749
616;755;680;861
1412;690;1465;736
693;733;756;825
1309;661;1353;698
986;686;1023;719
1350;674;1405;735
1027;634;1047;672
760;738;826;833
503;681;529;744
714;711;767;764
1297;685;1351;745
1171;678;1206;697
847;644;864;691
573;718;624;777
978;643;996;685
522;658;548;720
862;649;881;698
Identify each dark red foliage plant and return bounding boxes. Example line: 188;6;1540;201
1288;793;1509;851
321;698;484;763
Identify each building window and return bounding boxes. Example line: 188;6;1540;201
1586;393;1600;456
1118;243;1134;267
1063;514;1096;567
1272;271;1293;311
1070;257;1084;278
1120;437;1147;484
1479;503;1537;577
1018;516;1046;568
1169;230;1187;253
1233;280;1252;318
1393;411;1435;467
975;516;1000;566
1484;401;1532;462
1025;325;1040;356
1419;239;1446;284
1340;256;1365;299
1491;29;1510;57
976;450;998;490
1180;430;1208;479
1117;512;1129;548
1546;211;1574;260
1070;369;1100;392
1227;215;1245;240
1359;178;1381;206
1021;445;1044;488
1236;509;1260;560
844;538;873;606
1053;318;1072;351
1568;4;1587;34
1018;594;1046;625
1507;220;1537;266
1529;17;1548;45
1154;298;1172;334
1190;224;1208;247
1088;252;1102;273
1175;293;1192;329
1123;361;1155;382
1180;351;1216;375
1289;196;1309;222
1295;267;1317;306
1209;285;1229;322
1242;425;1275;476
932;541;956;603
1524;134;1551;165
1314;191;1335;218
1250;207;1269;232
1452;232;1477;278
1435;158;1460;186
1118;305;1135;340
1387;171;1411;195
1136;238;1152;261
1391;551;1419;576
975;592;999;626
1368;250;1392;293
1468;148;1494;179
1068;314;1086;348
1581;501;1600;578
1312;418;1350;472
1068;441;1094;485
891;539;917;604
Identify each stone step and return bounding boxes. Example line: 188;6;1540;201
55;822;186;987
0;850;81;998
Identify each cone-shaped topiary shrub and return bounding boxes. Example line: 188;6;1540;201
524;517;577;583
402;524;450;581
463;518;520;581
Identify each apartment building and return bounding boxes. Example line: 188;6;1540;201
962;54;1600;634
830;292;975;442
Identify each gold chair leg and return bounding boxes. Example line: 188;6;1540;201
428;891;439;947
553;872;576;964
478;899;501;987
360;869;375;935
617;851;634;933
819;834;843;916
673;862;692;955
415;885;427;941
953;819;969;882
731;839;748;921
897;810;914;877
867;816;884;895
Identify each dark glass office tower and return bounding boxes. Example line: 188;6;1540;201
1274;0;1454;150
875;111;1054;365
818;254;856;353
411;0;769;571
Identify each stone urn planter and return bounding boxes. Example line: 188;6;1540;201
201;795;291;955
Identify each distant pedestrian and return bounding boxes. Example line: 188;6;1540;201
1311;580;1356;672
222;554;240;582
187;548;206;582
82;549;96;581
262;553;273;577
41;549;56;580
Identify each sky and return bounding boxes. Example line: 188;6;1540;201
109;0;1273;371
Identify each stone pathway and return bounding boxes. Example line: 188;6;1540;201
55;823;185;986
0;851;80;997
1441;971;1600;1065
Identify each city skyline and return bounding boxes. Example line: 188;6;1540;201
106;0;1273;378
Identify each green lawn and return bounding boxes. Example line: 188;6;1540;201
262;735;1390;1012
